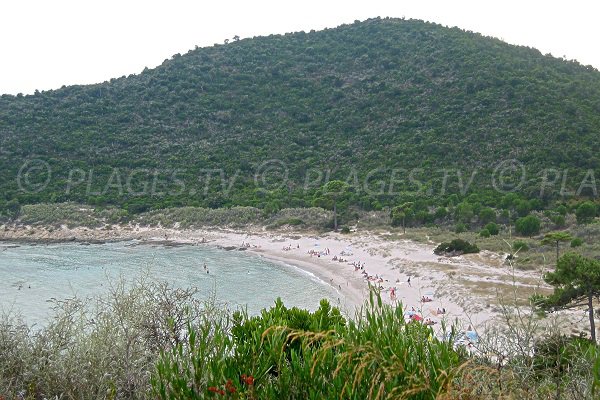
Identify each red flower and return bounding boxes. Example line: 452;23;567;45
244;375;254;386
218;389;225;395
208;386;219;393
226;379;237;393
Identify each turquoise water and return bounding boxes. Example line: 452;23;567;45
0;241;339;325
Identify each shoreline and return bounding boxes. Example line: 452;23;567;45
0;223;552;331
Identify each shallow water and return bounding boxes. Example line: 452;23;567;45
0;241;339;325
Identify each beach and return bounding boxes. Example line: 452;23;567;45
1;223;552;331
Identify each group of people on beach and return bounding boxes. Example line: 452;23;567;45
332;255;348;262
308;248;330;257
271;238;448;329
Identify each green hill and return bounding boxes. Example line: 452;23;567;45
1;17;600;216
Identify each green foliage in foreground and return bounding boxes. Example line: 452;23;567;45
1;279;599;399
153;293;463;399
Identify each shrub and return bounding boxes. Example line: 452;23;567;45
0;278;215;399
515;215;541;237
480;228;490;238
340;226;350;234
513;240;529;252
484;222;499;235
576;201;597;224
479;207;496;224
153;294;463;399
434;239;479;255
551;214;566;228
571;237;584;247
434;207;448;220
455;223;468;233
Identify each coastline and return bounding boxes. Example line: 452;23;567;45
0;223;551;330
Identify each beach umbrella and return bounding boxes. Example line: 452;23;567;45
411;314;423;322
465;331;479;342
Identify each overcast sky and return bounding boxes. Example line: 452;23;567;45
1;0;598;95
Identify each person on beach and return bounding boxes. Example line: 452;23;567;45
407;276;411;287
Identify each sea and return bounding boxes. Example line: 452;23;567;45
0;241;339;326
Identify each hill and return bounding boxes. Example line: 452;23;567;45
1;17;600;217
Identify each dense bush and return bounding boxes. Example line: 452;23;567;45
434;238;479;255
484;222;499;235
515;215;541;237
576;201;597;224
153;294;463;399
571;237;584;247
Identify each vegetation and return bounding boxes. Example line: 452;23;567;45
576;202;598;224
0;278;216;399
2;280;599;399
433;238;479;255
539;252;600;343
315;180;349;231
513;240;530;252
484;222;499;235
571;237;584;247
542;231;574;265
1;18;600;219
516;215;542;237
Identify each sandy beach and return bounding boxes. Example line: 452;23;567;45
1;223;554;332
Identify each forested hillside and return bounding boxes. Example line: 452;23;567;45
1;17;600;215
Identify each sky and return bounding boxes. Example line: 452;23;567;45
1;0;598;95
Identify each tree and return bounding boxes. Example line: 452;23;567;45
455;201;474;224
540;253;600;343
515;199;532;217
541;232;574;266
576;201;597;224
391;202;413;233
515;215;541;237
478;207;496;224
321;180;349;231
